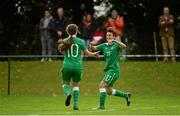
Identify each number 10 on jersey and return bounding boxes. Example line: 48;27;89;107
67;44;79;57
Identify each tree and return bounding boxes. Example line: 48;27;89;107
0;0;180;55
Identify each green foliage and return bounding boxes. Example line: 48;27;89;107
1;0;180;54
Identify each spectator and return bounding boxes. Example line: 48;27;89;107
105;9;126;60
159;7;176;63
105;9;124;40
53;7;69;40
39;9;53;62
79;14;94;47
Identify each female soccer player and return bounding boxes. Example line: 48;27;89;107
58;24;99;110
90;27;131;109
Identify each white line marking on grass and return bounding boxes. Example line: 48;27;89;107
59;105;180;115
131;105;180;110
63;108;116;114
86;108;115;113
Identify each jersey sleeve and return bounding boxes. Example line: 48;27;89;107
96;43;104;52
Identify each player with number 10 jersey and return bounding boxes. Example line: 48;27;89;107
63;37;86;70
59;24;99;110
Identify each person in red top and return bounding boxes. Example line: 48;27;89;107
105;9;124;41
79;14;94;47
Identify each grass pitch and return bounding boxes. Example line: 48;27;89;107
0;61;180;115
1;95;180;115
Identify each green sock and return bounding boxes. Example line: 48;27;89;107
73;87;79;108
112;89;128;98
99;88;106;108
62;84;71;96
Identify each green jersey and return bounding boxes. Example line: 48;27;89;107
96;42;120;72
62;37;87;69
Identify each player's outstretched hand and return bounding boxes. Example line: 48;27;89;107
92;51;100;57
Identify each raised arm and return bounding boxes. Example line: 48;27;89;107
114;40;127;48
